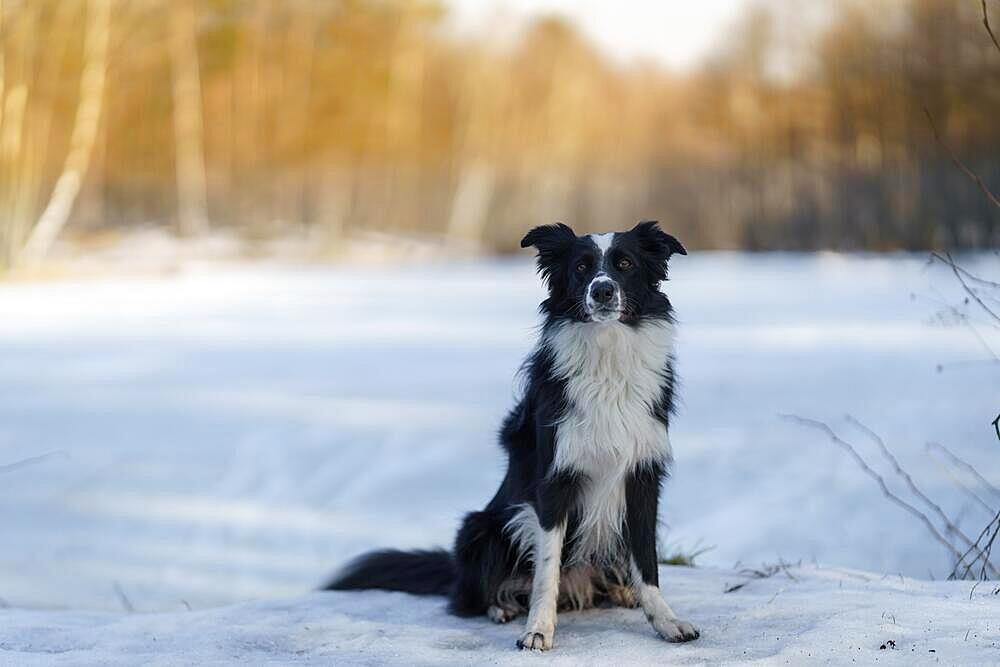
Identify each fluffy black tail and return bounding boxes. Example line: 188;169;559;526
323;548;454;596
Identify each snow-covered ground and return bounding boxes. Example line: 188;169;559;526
2;564;997;665
1;252;998;661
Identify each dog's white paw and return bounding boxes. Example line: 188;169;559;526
516;628;553;651
488;605;517;624
650;616;700;643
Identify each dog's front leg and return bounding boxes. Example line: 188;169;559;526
625;464;700;643
516;520;565;650
517;470;582;651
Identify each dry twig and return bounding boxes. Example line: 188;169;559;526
113;581;135;613
847;416;981;557
931;252;1000;327
0;450;70;474
724;560;799;593
983;0;1000;55
926;442;1000;502
923;108;1000;211
784;415;996;578
951;511;1000;580
980;518;1000;579
934;460;999;517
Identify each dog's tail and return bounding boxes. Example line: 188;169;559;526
323;548;454;596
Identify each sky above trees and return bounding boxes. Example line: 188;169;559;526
447;0;750;70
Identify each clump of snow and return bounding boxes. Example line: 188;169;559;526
1;565;998;664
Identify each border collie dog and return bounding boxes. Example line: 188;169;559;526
326;221;698;650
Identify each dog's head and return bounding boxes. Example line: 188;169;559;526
521;221;686;325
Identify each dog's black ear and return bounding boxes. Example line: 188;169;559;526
520;223;577;290
631;220;686;260
520;223;577;251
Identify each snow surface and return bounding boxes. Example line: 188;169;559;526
1;252;999;661
1;564;998;665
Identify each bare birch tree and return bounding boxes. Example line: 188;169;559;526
20;0;111;264
2;2;79;270
0;0;31;267
169;0;208;237
445;53;497;246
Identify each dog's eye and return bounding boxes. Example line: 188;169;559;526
576;262;588;273
616;258;633;271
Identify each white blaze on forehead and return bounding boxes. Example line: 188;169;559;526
589;233;615;262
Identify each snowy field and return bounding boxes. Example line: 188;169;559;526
1;252;999;662
2;565;997;665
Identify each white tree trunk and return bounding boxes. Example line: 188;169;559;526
20;0;111;264
0;0;6;130
446;163;495;244
169;0;209;236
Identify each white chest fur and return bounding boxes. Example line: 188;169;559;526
546;318;674;561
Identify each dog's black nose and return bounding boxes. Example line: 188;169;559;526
590;282;616;305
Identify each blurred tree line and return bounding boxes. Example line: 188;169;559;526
0;0;997;267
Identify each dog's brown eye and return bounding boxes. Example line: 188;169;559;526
576;262;588;273
617;258;633;271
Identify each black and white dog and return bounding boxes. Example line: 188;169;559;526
326;221;698;650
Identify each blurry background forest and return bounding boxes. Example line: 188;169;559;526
0;0;998;273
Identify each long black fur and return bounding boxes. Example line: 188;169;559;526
625;462;666;587
324;220;686;623
328;549;454;596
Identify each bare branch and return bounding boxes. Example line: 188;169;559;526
927;442;1000;502
934;457;999;516
983;0;1000;55
923;107;1000;211
793;414;1000;579
845;416;989;570
930;252;1000;327
951;511;1000;580
914;286;1000;361
724;559;799;593
935;256;1000;289
113;581;135;613
980;517;1000;579
783;415;973;571
0;450;70;474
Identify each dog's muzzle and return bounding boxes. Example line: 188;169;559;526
585;275;622;322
